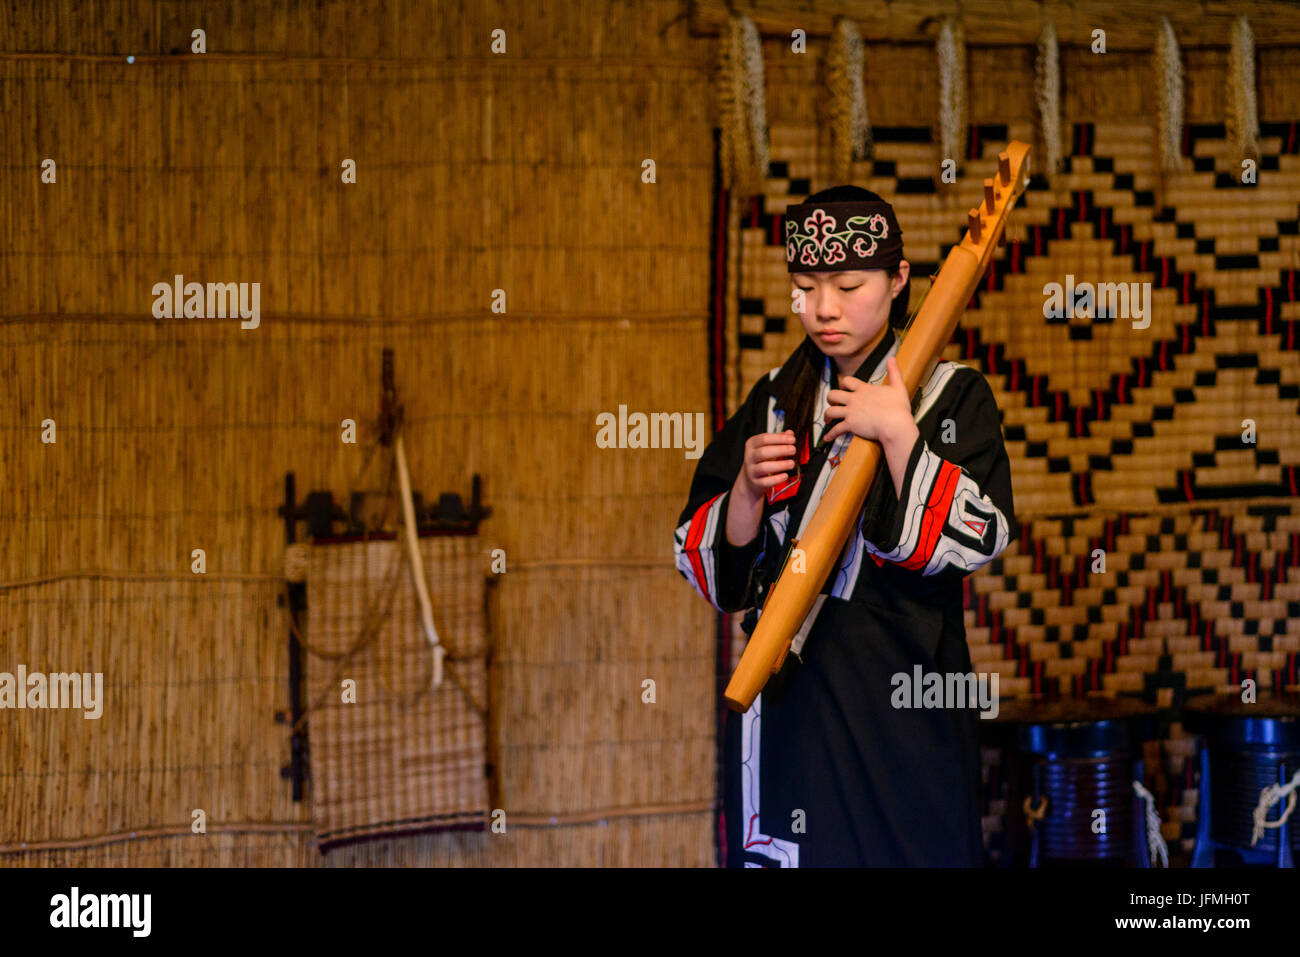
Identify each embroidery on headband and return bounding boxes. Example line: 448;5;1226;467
786;209;890;267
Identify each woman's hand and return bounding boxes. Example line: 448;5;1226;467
727;430;798;547
735;430;799;501
823;356;918;450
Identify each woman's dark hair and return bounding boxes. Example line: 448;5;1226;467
772;185;911;460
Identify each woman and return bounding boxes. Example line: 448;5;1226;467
673;185;1018;866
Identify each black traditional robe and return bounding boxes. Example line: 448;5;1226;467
673;327;1018;867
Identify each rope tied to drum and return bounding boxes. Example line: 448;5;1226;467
1132;780;1169;867
1250;769;1300;846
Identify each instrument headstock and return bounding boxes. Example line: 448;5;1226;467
961;140;1031;258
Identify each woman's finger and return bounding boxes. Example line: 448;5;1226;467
755;444;796;462
886;357;908;392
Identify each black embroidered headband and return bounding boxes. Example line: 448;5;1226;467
784;200;904;273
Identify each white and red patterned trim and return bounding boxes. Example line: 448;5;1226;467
673;491;728;610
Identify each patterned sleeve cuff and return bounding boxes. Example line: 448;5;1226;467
674;490;764;611
861;437;1013;576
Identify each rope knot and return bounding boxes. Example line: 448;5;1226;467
1251;769;1300;846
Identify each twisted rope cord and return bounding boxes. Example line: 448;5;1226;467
1251;769;1300;846
1132;780;1169;867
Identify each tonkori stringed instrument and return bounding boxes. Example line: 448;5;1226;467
724;141;1032;713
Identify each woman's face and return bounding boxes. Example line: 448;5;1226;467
791;264;909;369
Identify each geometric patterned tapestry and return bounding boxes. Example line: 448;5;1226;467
729;119;1300;861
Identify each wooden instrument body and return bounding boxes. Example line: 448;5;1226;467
723;143;1031;713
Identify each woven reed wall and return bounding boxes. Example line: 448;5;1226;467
1;0;718;866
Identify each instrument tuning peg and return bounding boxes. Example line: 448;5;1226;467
998;151;1011;184
967;209;982;243
984;179;996;212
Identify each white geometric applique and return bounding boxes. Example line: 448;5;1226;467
740;693;800;868
951;485;996;545
921;476;1009;576
955;488;992;541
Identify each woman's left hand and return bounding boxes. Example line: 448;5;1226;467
823;356;920;450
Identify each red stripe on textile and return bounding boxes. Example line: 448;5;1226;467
899;458;961;570
767;475;801;504
684;492;724;603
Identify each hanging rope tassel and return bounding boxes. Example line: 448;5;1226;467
936;18;967;174
1250;769;1300;846
1153;17;1185;175
827;17;871;184
1132;780;1170;867
1034;21;1061;179
1227;15;1260;165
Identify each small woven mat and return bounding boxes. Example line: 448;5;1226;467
300;535;489;851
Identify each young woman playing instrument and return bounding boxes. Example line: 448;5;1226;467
673;185;1018;866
